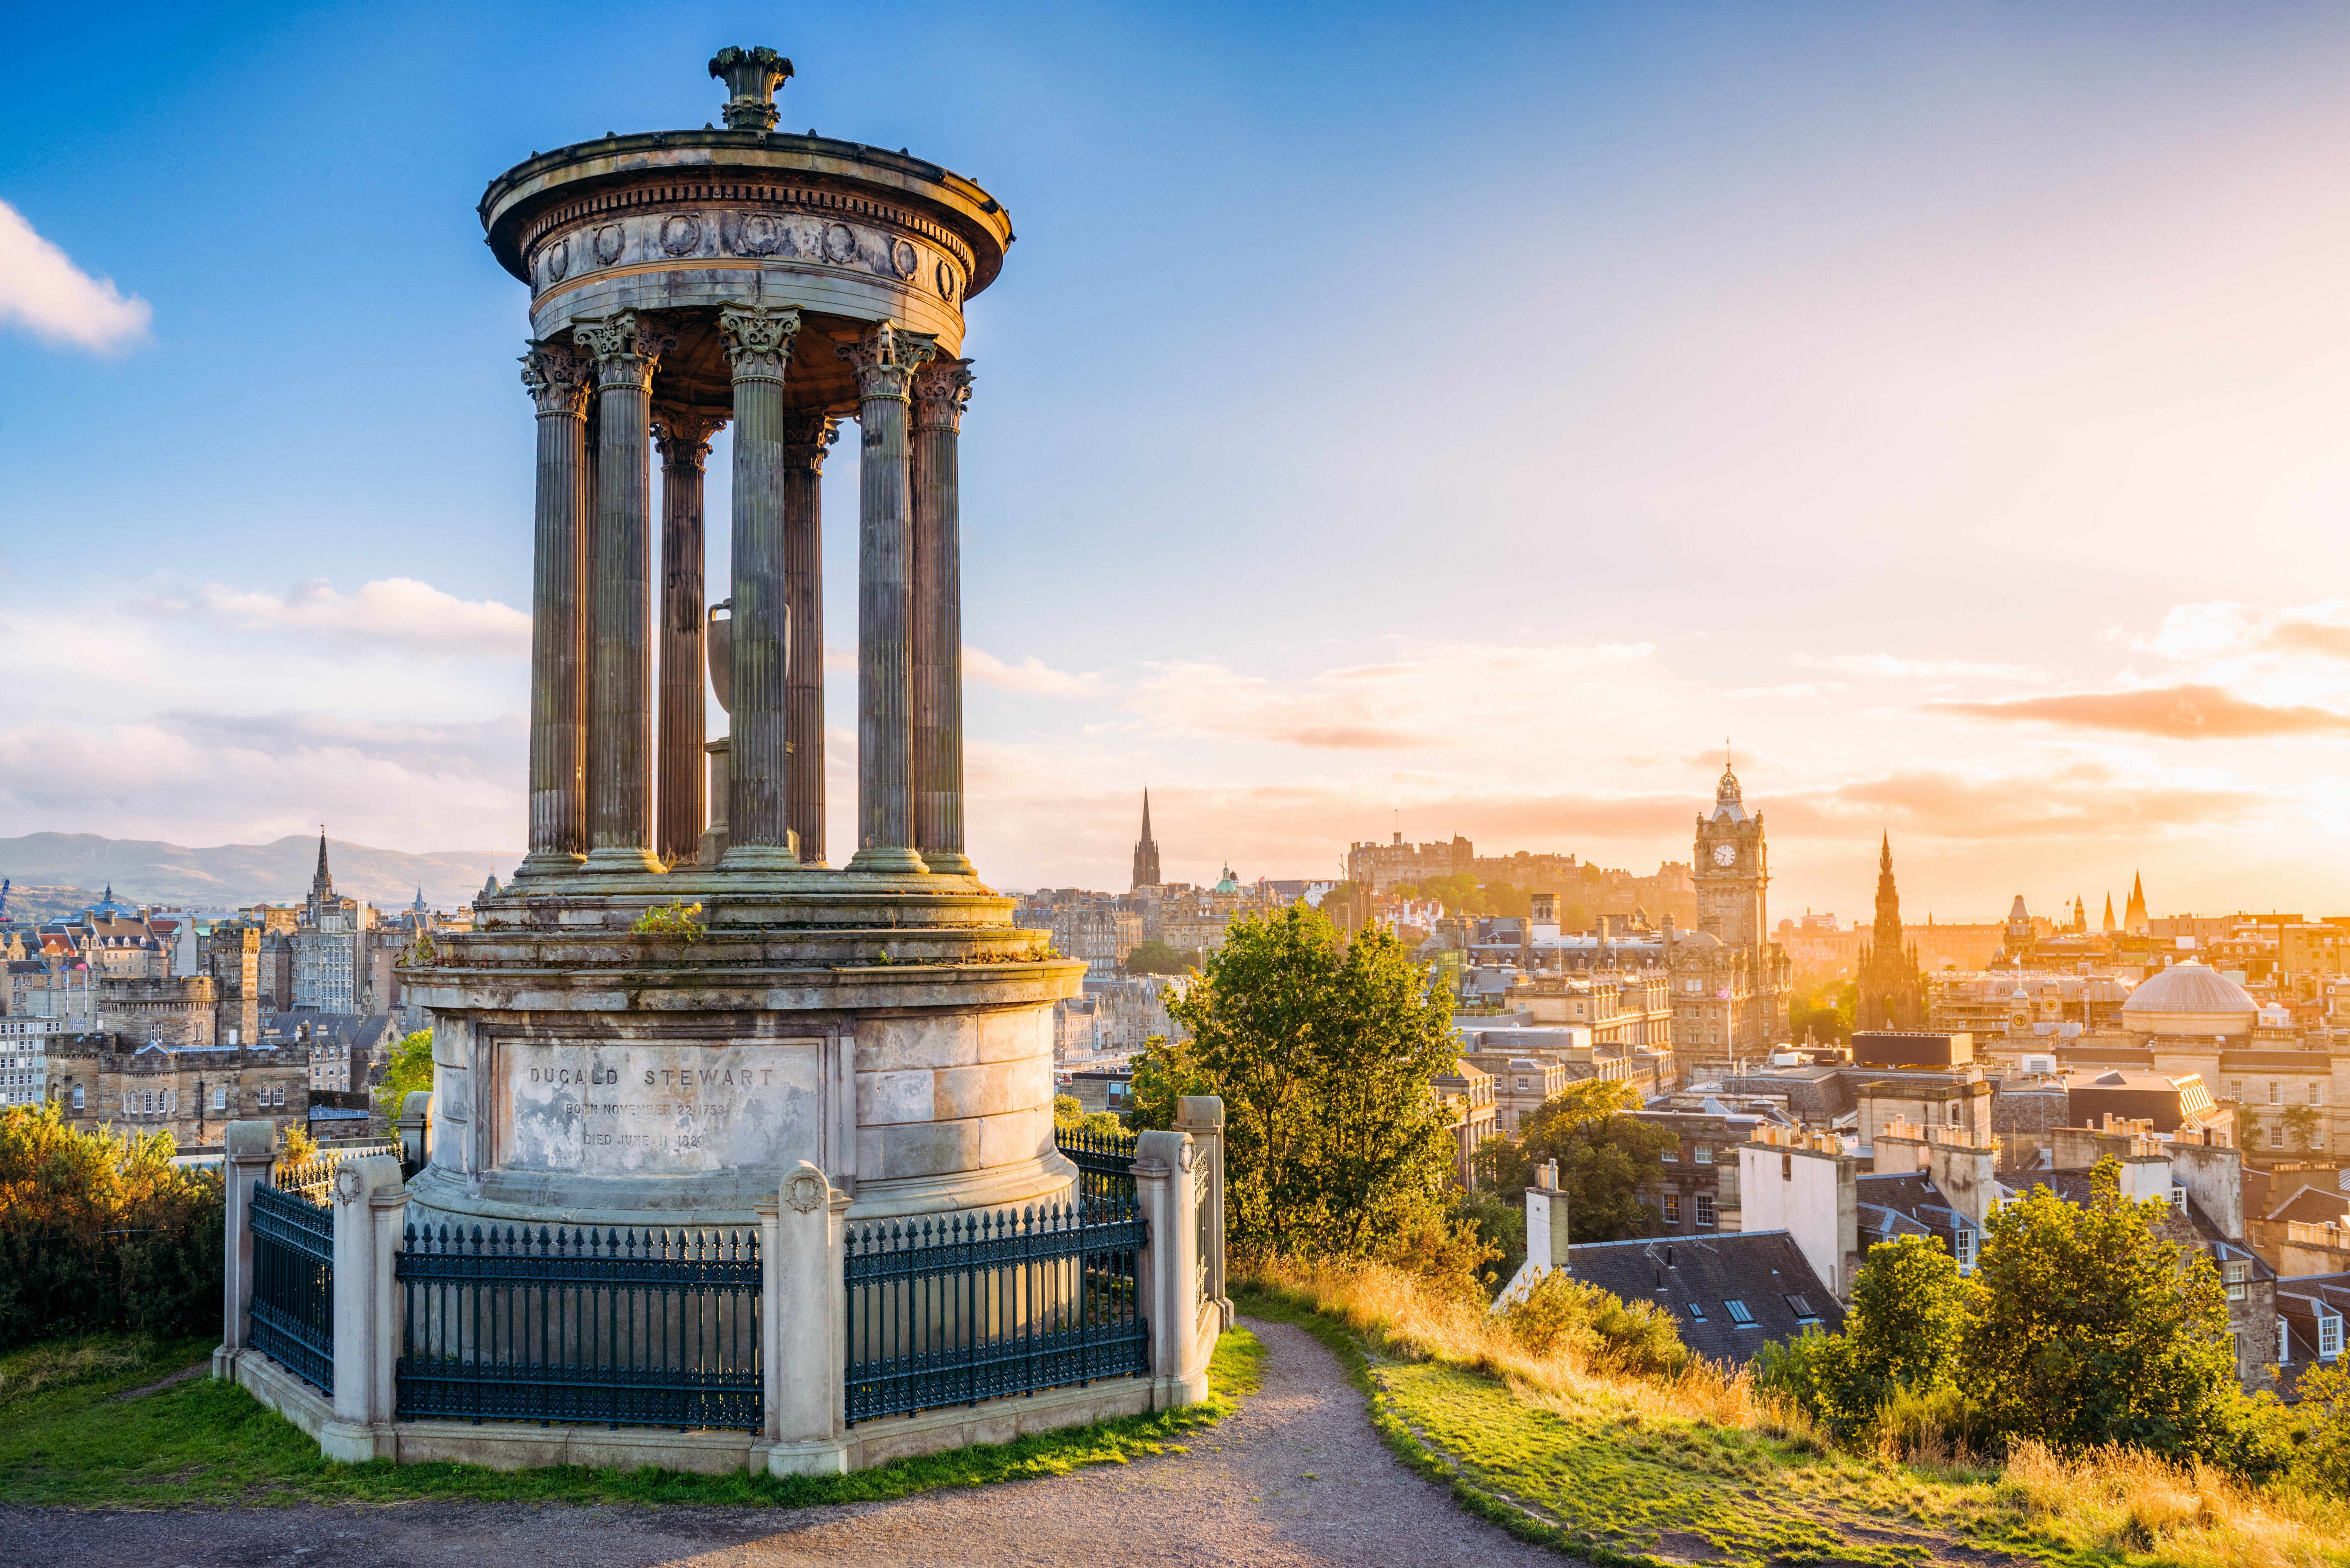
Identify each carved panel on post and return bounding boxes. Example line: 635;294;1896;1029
910;357;975;877
653;405;727;866
715;302;803;871
836;321;937;874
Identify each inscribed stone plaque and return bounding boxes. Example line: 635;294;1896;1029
497;1039;824;1175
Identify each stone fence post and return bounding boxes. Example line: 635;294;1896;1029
396;1090;432;1175
1134;1129;1209;1407
759;1161;850;1476
320;1154;408;1462
1174;1095;1232;1330
212;1119;277;1379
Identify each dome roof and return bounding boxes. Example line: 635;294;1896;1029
2121;961;2256;1021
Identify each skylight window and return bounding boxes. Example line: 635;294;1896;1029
1723;1299;1755;1325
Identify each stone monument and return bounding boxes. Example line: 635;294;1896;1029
404;47;1083;1232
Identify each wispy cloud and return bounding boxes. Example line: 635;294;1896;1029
1793;652;2046;682
164;578;529;659
964;646;1098;695
0;200;151;352
1134;642;1656;751
1923;684;2350;739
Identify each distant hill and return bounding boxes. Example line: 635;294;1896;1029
0;834;521;912
0;884;107;924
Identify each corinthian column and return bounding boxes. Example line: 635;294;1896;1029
653;406;726;867
782;411;839;866
571;311;674;874
910;357;976;877
837;321;937;873
716;302;803;871
515;341;590;878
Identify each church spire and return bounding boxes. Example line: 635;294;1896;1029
2124;870;2148;935
1130;789;1162;889
311;828;333;898
2102;891;2116;933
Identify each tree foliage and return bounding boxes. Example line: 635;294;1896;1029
1758;1234;1970;1435
1143;904;1460;1258
1122;940;1194;977
1503;1271;1689;1378
1470;1079;1674;1244
1788;978;1857;1046
0;1103;224;1349
1961;1159;2239;1461
1050;1093;1127;1140
373;1028;434;1126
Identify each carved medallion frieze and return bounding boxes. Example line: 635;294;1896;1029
593;223;626;265
544;236;570;282
659;214;703;256
935;260;956;300
890;238;919;278
821;222;858;263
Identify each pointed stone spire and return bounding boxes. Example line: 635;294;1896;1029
1130;787;1162;889
311;829;333;898
2124;870;2148;935
2103;891;2116;933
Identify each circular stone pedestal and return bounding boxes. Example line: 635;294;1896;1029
400;872;1085;1230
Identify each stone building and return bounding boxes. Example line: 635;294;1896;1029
96;975;219;1048
1433;1058;1498;1188
1463;1050;1573;1137
201;921;262;1046
291;835;372;1014
1130;789;1161;889
1677;764;1794;1066
49;1035;308;1150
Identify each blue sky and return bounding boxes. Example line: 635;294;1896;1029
7;3;2350;921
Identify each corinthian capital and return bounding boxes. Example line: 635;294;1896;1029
519;340;589;418
716;302;803;384
571;311;676;392
780;410;840;473
653;406;728;470
911;357;975;432
835;321;938;401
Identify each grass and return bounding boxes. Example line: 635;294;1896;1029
1238;1257;2350;1568
0;1326;1264;1508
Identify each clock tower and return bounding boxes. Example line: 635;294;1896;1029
1693;764;1767;949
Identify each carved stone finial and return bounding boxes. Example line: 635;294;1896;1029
653;406;727;469
709;46;794;133
715;302;803;383
519;340;588;417
780;410;840;472
572;311;675;391
911;357;975;431
836;321;938;401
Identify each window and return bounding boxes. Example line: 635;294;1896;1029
2279;1318;2292;1366
1785;1293;1819;1322
2170;1187;2186;1210
1685;1300;1706;1321
2270;1082;2282;1105
1662;1145;1678;1163
2224;1260;2249;1302
2270;1123;2285;1149
1953;1229;1976;1272
1723;1298;1755;1325
1695;1192;1717;1228
2322;1312;2344;1361
212;1085;226;1111
1664;1193;1681;1224
1694;1143;1713;1165
1515;1078;1529;1091
2314;1083;2327;1107
72;1086;83;1111
1781;1153;1794;1180
2230;1080;2244;1101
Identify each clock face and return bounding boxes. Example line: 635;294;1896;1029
1712;843;1737;867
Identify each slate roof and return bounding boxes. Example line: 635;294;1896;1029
2275;1272;2350;1399
2267;1183;2350;1226
1564;1230;1844;1364
1719;1069;1855;1122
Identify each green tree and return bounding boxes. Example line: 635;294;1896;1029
1470;1079;1674;1243
1051;1092;1127;1140
1149;904;1459;1257
1123;939;1193;977
2289;1359;2350;1495
1788;978;1857;1046
1783;1234;1970;1432
374;1028;434;1125
2284;1103;2322;1154
1961;1158;2239;1460
1419;873;1490;915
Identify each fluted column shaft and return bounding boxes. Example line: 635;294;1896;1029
654;407;725;866
573;311;673;874
782;412;838;867
717;303;803;870
838;322;938;873
910;358;976;877
517;342;591;877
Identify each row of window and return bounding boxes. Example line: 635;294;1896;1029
113;1082;289;1115
2231;1080;2326;1106
1662;1192;1718;1226
1678;1293;1818;1327
1662;1144;1714;1164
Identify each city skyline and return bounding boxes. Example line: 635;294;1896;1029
6;4;2350;917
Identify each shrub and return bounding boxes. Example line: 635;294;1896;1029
0;1104;224;1350
1503;1270;1689;1380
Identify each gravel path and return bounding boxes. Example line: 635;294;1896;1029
3;1317;1565;1567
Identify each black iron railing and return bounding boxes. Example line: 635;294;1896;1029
249;1176;334;1393
394;1223;762;1432
1054;1125;1138;1215
844;1198;1149;1427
